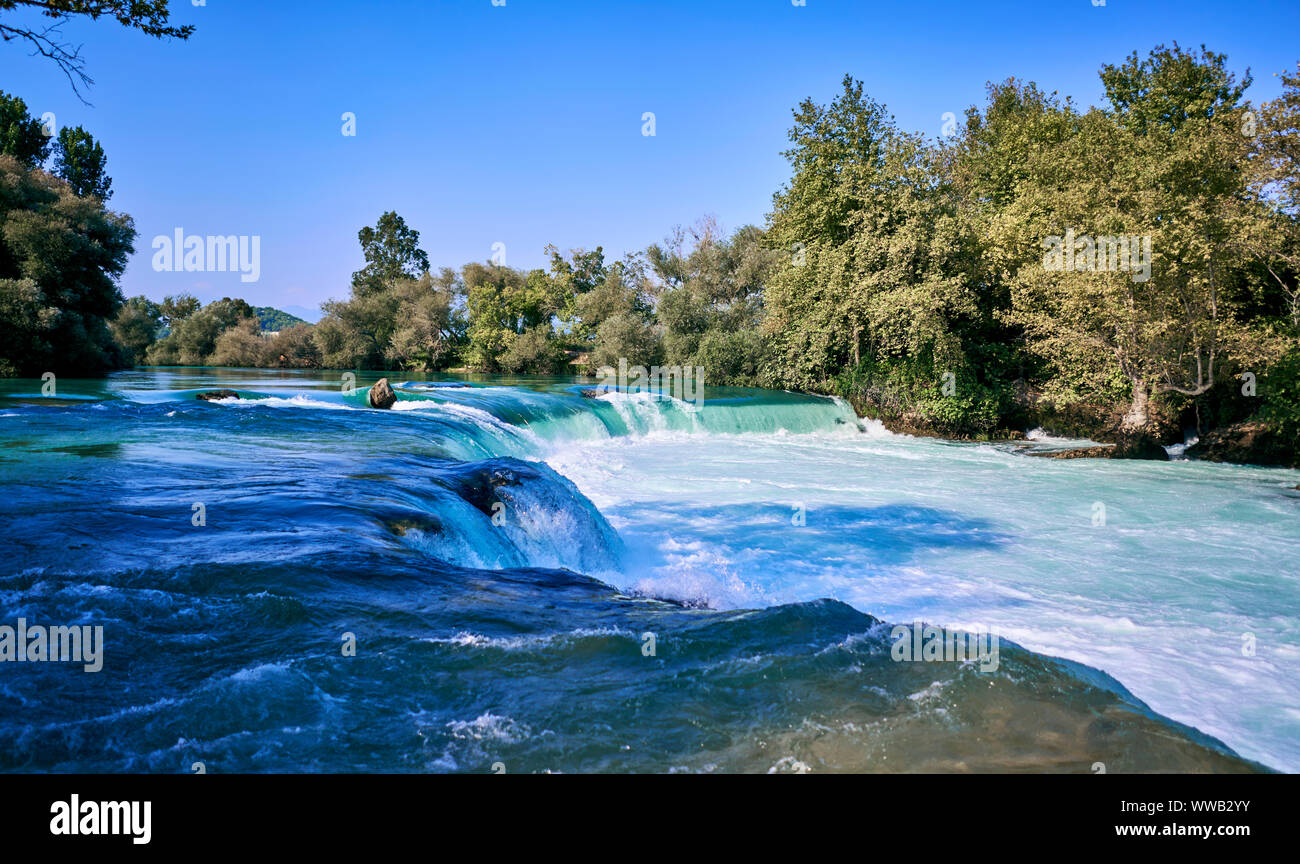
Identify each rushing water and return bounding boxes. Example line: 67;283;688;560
0;368;1294;773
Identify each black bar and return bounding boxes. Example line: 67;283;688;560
1;774;1286;851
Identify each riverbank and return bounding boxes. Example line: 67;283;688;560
834;386;1299;469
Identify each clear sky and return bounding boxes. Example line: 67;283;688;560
3;0;1297;318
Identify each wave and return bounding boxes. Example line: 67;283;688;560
0;524;1266;773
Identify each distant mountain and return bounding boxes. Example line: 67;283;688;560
280;304;324;324
253;306;308;331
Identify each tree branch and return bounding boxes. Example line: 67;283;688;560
0;20;91;102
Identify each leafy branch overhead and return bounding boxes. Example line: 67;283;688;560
0;0;194;99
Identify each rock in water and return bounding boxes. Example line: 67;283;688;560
368;378;396;409
1185;421;1294;468
196;390;240;401
1033;435;1169;461
1110;434;1171;460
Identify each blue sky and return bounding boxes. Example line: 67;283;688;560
3;0;1297;317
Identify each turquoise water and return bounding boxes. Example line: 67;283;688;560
0;368;1293;772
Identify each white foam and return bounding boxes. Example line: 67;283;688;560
543;419;1300;771
209;394;350;410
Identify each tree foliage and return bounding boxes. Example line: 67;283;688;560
0;89;50;167
351;211;430;298
52;125;111;199
0;153;133;376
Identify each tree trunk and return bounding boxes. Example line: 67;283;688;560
1121;380;1149;435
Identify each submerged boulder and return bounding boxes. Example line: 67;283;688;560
196;390;240;401
368;378;396;409
448;462;525;518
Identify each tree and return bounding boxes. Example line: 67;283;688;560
646;219;774;383
763;76;1001;432
53;125;111;199
462;261;543;371
0;89;50;167
209;316;265;367
313;290;400;369
158;292;199;329
109;294;159;364
0;153;134;376
351;211;429;297
0;0;194;99
265;324;321;369
590;312;661;372
763;76;900;389
385;272;465;371
1242;62;1300;330
499;323;567;373
546;245;607;336
146;297;255;365
1002;45;1272;434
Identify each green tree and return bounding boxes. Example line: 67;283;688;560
646;219;774;383
546;245;607;337
1002;45;1273;434
0;90;50;167
764;76;901;389
763;76;1001;432
499;323;567;373
385;272;465;371
313;289;400;369
158;292;199;329
1242;62;1300;329
146;297;255;365
589;311;661;372
462;261;541;371
209;316;266;367
0;153;134;376
109;294;159;364
266;323;322;369
351;211;429;297
52;125;111;199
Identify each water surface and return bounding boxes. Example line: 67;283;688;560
0;368;1292;772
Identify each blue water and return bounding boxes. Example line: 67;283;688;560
0;368;1292;773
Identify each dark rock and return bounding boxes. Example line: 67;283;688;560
1111;435;1171;460
1032;399;1182;447
1034;446;1114;460
1185;421;1296;468
384;514;442;537
368;378;396;409
450;463;525;518
196;390;240;401
1032;435;1168;461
